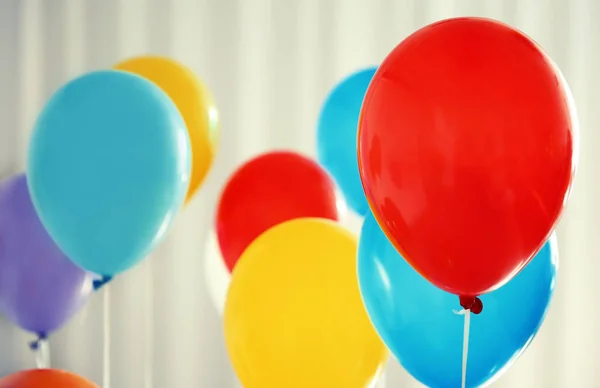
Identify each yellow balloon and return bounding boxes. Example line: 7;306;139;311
114;56;219;202
224;218;387;388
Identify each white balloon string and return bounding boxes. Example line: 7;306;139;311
33;339;50;369
453;308;471;388
42;339;50;368
144;266;154;388
30;334;50;369
34;346;44;369
103;287;111;388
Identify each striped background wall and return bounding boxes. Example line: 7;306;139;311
0;0;599;386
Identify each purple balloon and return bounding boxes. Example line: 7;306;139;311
0;174;94;334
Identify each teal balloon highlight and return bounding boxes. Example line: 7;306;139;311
27;70;191;276
358;214;557;387
317;67;376;215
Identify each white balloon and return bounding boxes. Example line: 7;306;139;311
203;229;231;316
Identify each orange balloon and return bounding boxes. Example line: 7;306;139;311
0;369;98;388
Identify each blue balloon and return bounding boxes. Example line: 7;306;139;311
27;70;191;277
358;214;557;388
317;67;376;216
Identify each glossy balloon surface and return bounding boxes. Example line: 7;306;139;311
115;56;219;202
358;214;557;387
216;151;338;272
225;218;387;388
28;70;191;276
0;369;98;388
0;175;93;334
317;67;376;215
358;17;576;295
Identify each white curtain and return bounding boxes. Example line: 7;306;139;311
0;0;598;386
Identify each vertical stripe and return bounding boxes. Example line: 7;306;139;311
236;0;272;159
64;0;85;78
0;0;27;374
0;0;19;179
41;0;66;98
83;0;120;69
296;0;322;155
559;0;597;386
145;2;174;387
16;0;43;170
266;0;301;149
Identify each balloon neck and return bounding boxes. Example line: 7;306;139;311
29;332;47;351
93;275;113;291
459;295;483;315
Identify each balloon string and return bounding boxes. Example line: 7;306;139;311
103;286;111;388
29;333;50;369
453;309;470;388
40;339;50;368
93;274;112;386
93;275;113;291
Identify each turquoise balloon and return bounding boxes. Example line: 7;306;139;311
27;70;191;276
317;67;376;216
358;214;557;387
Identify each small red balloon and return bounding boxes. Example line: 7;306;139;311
216;151;339;272
0;369;98;387
358;18;577;297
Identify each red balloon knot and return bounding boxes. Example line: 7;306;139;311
459;295;483;315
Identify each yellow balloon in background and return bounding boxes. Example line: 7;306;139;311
114;56;219;203
224;218;387;388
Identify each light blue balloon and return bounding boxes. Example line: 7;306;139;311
317;67;377;216
27;70;191;277
358;214;557;388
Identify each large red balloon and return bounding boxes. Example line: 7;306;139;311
216;151;339;272
358;18;577;297
0;369;98;387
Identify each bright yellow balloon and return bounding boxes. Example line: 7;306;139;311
224;218;387;388
114;56;219;202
